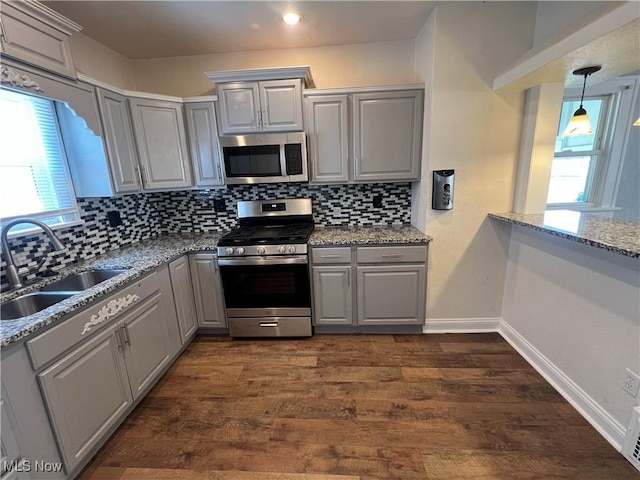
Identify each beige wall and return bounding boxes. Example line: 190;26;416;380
68;33;137;90
413;2;536;322
131;40;416;96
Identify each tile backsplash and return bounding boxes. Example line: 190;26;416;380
1;183;411;290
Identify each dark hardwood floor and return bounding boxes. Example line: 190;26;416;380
77;333;639;480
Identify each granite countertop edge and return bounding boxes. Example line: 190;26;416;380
1;225;431;347
489;212;640;259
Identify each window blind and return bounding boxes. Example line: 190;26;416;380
0;89;79;231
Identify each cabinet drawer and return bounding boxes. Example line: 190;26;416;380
26;269;166;371
356;245;427;264
312;247;352;264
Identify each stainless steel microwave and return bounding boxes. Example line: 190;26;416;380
219;132;308;185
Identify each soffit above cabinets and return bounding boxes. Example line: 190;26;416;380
494;2;640;93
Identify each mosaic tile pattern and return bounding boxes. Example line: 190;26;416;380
153;183;412;233
1;194;160;290
1;183;411;290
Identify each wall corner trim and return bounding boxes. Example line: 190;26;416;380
498;320;626;451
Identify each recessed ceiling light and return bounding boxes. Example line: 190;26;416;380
282;12;302;25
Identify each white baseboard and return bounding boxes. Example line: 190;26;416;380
498;320;627;451
423;318;501;334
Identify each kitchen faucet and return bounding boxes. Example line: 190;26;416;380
1;218;66;290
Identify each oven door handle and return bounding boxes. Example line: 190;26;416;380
218;256;308;266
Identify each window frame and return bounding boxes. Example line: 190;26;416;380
546;76;638;213
0;87;81;238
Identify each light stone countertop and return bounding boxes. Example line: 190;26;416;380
1;225;432;347
489;211;640;259
0;234;223;347
309;225;432;246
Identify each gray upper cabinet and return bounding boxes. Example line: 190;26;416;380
128;97;193;190
306;95;349;183
304;87;423;184
184;101;224;187
189;253;226;328
0;1;80;79
217;79;303;135
353;90;423;182
95;88;141;194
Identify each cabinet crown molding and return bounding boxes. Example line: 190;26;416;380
206;66;314;88
304;84;425;96
4;0;82;35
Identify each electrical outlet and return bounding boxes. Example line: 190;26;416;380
623;369;640;397
213;199;226;212
373;195;383;208
106;210;122;227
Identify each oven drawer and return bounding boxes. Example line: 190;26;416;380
228;317;312;337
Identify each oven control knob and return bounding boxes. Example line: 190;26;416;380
236;247;245;255
257;246;266;255
225;247;235;255
277;246;286;254
287;245;296;254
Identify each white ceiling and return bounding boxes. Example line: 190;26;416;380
42;1;439;59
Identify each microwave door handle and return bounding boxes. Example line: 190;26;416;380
280;143;288;178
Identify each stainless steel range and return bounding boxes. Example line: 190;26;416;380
217;198;314;337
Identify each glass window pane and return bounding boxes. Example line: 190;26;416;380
0;89;78;227
547;155;592;203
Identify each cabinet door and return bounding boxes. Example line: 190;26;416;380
169;256;198;345
353;90;423;182
259;79;303;132
306;95;350;183
312;266;353;325
357;265;426;325
0;3;77;79
189;254;226;328
96;88;141;194
37;326;132;472
217;82;261;134
119;292;173;400
1;385;26;479
184;102;224;187
129;98;193;189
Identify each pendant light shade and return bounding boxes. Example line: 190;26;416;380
562;66;601;137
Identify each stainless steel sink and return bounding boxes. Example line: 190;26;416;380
1;292;76;320
39;269;128;292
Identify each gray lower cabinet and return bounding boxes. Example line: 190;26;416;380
169;256;198;344
311;245;427;327
1;385;30;480
312;266;353;325
23;266;181;476
189;253;226;328
357;265;426;325
37;325;132;473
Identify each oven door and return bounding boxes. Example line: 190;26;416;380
218;256;311;317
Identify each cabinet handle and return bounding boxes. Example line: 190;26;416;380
139;166;148;186
256;110;262;128
259;322;278;328
320;254;342;258
135;165;144;187
216;164;222;180
382;254;403;258
0;19;10;44
346;269;351;287
115;328;124;352
121;325;131;346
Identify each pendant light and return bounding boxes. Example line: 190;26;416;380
562;65;601;137
634;117;640;127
